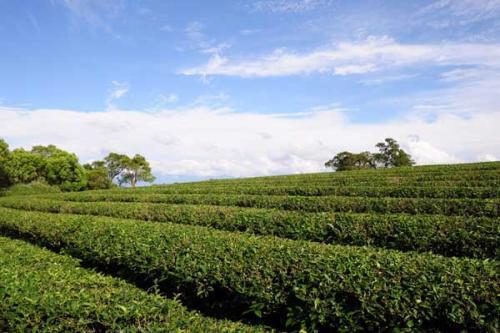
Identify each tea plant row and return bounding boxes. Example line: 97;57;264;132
0;208;497;332
1;197;497;259
0;236;261;332
49;192;500;217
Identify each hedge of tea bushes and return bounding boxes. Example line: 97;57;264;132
116;184;499;199
0;208;497;332
170;177;500;187
1;197;497;259
49;192;500;217
230;162;500;181
165;175;500;189
259;161;500;179
188;168;500;185
0;236;262;333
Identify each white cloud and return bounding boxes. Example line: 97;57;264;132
185;21;204;43
406;136;461;165
414;68;500;115
252;0;329;13
440;68;482;82
239;29;261;36
193;93;230;106
180;36;500;78
480;153;498;161
415;0;500;41
180;21;229;55
419;0;500;24
359;74;419;86
1;106;498;180
54;0;125;35
333;64;376;75
106;81;129;110
160;94;178;104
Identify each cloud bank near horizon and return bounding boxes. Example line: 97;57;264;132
1;106;498;181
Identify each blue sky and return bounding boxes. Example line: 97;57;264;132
1;0;500;182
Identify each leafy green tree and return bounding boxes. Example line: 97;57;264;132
43;151;87;191
119;154;155;187
104;153;129;182
4;149;45;184
85;160;106;169
0;138;10;187
31;145;87;191
373;138;414;168
4;144;87;191
325;151;376;171
83;162;113;190
31;144;65;157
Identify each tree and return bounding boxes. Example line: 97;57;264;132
373;138;414;168
3;144;87;191
0;138;11;187
325;151;376;171
31;144;65;157
4;148;45;184
32;145;87;191
103;153;129;182
119;154;155;187
83;162;113;190
87;153;155;188
87;167;113;190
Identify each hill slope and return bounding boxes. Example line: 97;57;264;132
0;162;498;332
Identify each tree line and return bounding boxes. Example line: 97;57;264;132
1;137;414;192
325;138;414;171
0;138;154;191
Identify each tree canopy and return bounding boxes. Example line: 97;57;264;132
120;154;155;187
0;139;11;187
87;153;155;188
83;163;113;190
103;153;129;182
3;145;87;191
325;138;414;171
324;151;376;171
373;138;415;168
0;138;155;191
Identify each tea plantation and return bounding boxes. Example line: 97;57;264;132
0;162;498;332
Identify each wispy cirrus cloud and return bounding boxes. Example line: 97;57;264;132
252;0;330;13
419;0;500;24
180;36;500;78
359;73;419;86
416;0;500;39
106;81;129;110
52;0;125;34
178;21;229;55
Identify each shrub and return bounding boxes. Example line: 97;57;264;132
1;197;497;259
0;181;61;197
0;236;262;332
0;208;497;332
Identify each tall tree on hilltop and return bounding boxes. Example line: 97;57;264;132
119;154;155;188
325;151;376;171
103;153;129;182
373;138;414;168
325;138;414;171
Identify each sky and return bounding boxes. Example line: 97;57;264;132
1;0;500;183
